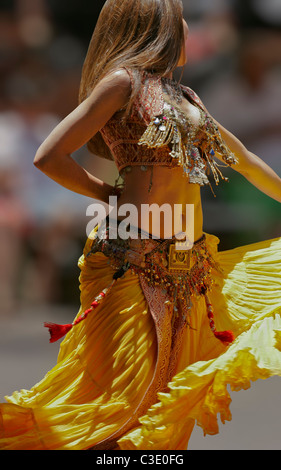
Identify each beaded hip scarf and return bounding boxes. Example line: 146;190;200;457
44;216;235;347
88;216;218;329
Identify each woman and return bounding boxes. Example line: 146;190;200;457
1;0;281;450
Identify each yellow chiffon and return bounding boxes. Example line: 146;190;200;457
1;227;281;450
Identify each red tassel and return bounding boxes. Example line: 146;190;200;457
214;330;236;345
44;322;73;343
204;293;235;346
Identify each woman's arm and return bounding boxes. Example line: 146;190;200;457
33;69;131;203
213;119;281;204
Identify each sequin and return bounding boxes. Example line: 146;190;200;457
138;87;238;191
100;67;239;197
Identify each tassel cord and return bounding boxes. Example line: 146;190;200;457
44;262;130;343
204;292;235;346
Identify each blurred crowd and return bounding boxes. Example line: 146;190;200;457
0;0;281;315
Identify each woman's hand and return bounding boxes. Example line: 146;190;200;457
213;118;281;204
33;68;131;203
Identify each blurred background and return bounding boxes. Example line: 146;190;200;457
1;0;281;450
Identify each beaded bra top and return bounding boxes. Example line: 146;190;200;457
99;67;239;196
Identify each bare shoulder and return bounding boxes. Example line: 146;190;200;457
34;68;133;162
89;68;132;101
107;68;132;87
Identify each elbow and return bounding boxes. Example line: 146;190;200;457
33;154;43;170
33;149;51;171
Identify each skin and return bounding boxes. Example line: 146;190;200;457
34;18;281;241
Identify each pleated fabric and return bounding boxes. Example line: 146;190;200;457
119;233;281;449
0;227;281;450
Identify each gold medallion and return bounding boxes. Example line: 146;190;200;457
168;244;191;271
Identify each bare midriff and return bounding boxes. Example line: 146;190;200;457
114;165;204;242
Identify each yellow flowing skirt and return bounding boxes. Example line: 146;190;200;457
1;226;281;450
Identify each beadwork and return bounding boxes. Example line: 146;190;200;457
86;219;224;331
45;216;235;346
138;76;239;191
105;68;239;199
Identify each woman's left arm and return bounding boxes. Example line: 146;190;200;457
213;119;281;204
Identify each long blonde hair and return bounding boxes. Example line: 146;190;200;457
79;0;184;160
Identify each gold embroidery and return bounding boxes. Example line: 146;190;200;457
137;79;239;191
100;67;239;197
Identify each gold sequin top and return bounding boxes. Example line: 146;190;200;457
100;67;239;196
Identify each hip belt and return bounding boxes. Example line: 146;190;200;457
44;215;235;346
